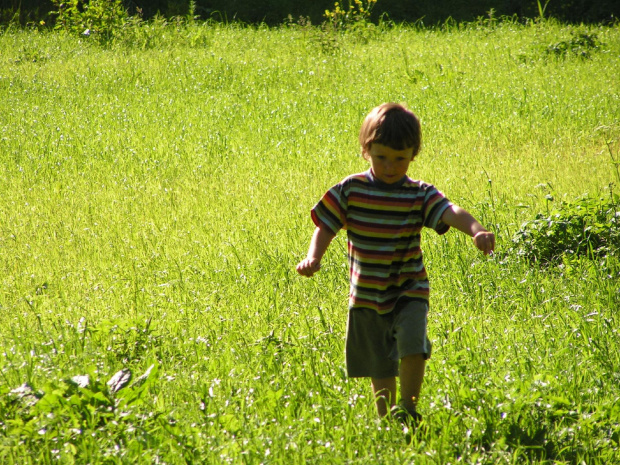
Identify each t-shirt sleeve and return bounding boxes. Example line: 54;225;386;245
422;184;452;235
310;183;347;236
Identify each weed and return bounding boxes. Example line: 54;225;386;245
93;317;160;363
545;30;603;58
536;0;551;21
323;0;377;30
0;365;164;462
50;0;129;44
12;45;49;64
512;193;620;265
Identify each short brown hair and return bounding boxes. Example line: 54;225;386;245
358;103;422;157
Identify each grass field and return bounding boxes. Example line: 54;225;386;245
1;18;619;464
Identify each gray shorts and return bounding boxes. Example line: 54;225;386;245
345;300;432;378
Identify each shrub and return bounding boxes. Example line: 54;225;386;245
545;30;603;59
512;193;620;265
50;0;129;44
323;0;377;30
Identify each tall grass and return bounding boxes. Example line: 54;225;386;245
0;19;619;463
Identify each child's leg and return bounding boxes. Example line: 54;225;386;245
399;353;426;411
371;376;397;417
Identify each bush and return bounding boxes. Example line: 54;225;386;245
323;0;376;30
545;30;603;59
51;0;129;44
512;194;620;265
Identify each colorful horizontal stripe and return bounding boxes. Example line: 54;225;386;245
311;170;451;314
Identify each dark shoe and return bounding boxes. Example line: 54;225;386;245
390;403;422;426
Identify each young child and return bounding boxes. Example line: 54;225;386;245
296;103;495;422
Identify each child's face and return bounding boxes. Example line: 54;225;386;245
365;143;414;184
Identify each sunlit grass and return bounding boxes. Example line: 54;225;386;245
0;19;619;463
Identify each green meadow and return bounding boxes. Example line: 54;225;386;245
0;18;619;463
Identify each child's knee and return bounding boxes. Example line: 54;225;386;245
401;353;424;360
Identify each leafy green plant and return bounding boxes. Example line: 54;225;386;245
51;0;129;44
323;0;377;30
536;0;551;21
12;45;49;64
317;0;378;51
546;30;603;59
93;317;160;363
0;365;162;461
512;193;620;265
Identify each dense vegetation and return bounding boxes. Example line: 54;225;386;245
0;13;619;464
2;0;619;26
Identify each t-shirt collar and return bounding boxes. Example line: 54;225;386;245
366;169;408;190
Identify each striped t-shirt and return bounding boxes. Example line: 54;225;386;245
311;169;452;314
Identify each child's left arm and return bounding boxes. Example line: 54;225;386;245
441;205;495;255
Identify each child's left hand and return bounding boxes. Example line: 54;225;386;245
473;231;495;255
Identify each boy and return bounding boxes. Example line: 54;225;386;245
296;103;495;422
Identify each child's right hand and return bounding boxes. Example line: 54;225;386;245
296;258;321;277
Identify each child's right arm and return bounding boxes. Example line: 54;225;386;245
296;226;336;277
